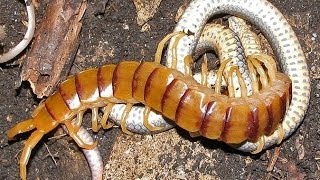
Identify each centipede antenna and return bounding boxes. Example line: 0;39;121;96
233;67;248;97
249;58;269;88
250;54;277;81
215;59;231;94
247;60;259;94
120;103;134;135
201;54;209;87
184;55;193;76
101;103;115;129
143;106;163;131
172;33;186;69
155;31;185;64
91;107;101;132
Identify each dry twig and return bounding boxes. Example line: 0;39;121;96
43;142;58;166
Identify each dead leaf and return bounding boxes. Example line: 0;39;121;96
133;0;162;26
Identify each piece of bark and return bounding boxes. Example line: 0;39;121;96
20;0;87;98
0;25;5;41
93;0;109;16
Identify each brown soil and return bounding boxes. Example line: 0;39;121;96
0;0;319;179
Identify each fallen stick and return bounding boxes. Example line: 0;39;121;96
20;0;87;98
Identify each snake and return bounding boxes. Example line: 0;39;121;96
6;0;310;178
166;0;310;152
0;0;35;63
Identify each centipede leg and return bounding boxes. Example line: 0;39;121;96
91;107;101;132
248;57;269;88
276;125;285;144
19;130;44;180
233;67;248;97
120;103;134;135
64;121;97;150
172;33;187;69
74;110;85;133
215;59;232;94
252;136;265;154
201;54;209;87
184;55;193;77
189;131;201;137
247;60;259;93
155;31;185;64
101;103;115;129
250;54;277;80
143;106;164;131
7;119;35;140
227;67;236;98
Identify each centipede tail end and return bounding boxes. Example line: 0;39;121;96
8;103;61;179
19;130;45;180
7;119;35;140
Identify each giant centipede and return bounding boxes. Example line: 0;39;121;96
5;0;299;179
7;57;291;179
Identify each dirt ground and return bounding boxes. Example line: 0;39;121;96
0;0;320;179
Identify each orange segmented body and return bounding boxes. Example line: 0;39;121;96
7;60;291;179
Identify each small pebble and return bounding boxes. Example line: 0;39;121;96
244;157;253;166
6;114;13;122
140;23;151;32
312;32;317;37
311;33;317;41
122;23;129;30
